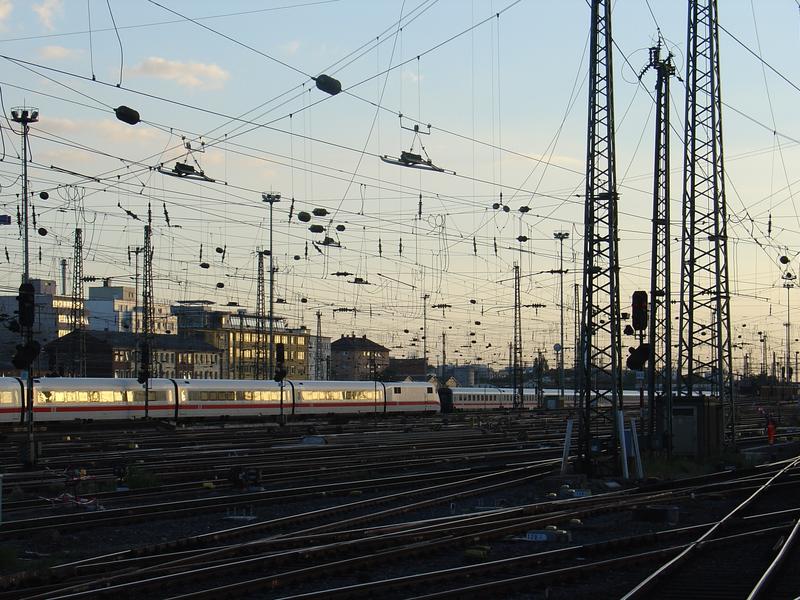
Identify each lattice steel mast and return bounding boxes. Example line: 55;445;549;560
141;205;154;416
574;282;580;406
255;249;266;379
643;42;675;450
677;0;734;442
512;263;523;408
578;0;623;473
315;310;324;380
70;227;85;376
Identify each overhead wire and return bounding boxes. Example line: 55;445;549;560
4;2;796;351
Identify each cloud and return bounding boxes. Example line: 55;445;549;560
402;69;423;84
94;119;159;142
0;0;12;30
41;116;79;133
38;45;83;60
129;57;230;89
281;40;301;56
41;116;160;143
32;0;61;31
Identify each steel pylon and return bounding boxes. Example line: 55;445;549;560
643;42;675;451
141;205;155;377
677;0;734;443
70;227;86;376
577;0;623;475
512;263;523;408
255;249;266;379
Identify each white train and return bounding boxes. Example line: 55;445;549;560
442;387;646;411
447;387;539;410
0;377;439;422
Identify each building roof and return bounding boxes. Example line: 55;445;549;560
45;330;219;353
331;334;389;353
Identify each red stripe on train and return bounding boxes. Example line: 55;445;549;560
24;401;438;413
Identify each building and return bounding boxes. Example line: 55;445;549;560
451;364;477;386
172;301;308;379
43;330;221;378
86;284;177;335
306;334;331;379
330;334;389;381
385;357;427;380
0;278;86;374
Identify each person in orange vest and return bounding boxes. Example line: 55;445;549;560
767;418;776;445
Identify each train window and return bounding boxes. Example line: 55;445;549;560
190;391;236;402
244;390;281;401
0;391;16;404
301;390;344;402
36;390;124;403
427;387;434;393
394;387;402;394
342;390;379;400
130;390;168;403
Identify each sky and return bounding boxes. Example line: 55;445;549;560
0;0;799;373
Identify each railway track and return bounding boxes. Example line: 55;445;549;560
622;456;800;600
0;399;796;599
4;460;795;599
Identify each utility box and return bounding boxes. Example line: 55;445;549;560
672;397;723;458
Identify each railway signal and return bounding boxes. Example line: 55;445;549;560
17;283;35;328
137;342;150;385
274;342;287;382
626;343;650;371
12;340;40;370
632;290;648;332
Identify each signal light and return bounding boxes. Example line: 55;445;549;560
138;343;150;384
12;341;40;369
631;290;648;331
626;343;651;371
17;283;35;328
274;342;287;382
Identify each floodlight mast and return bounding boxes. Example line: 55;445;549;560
554;232;569;403
262;193;281;377
10;107;37;284
10;106;39;467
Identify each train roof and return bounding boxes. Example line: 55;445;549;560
0;377;23;391
449;387;523;394
294;380;433;390
32;377;175;391
174;379;432;391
